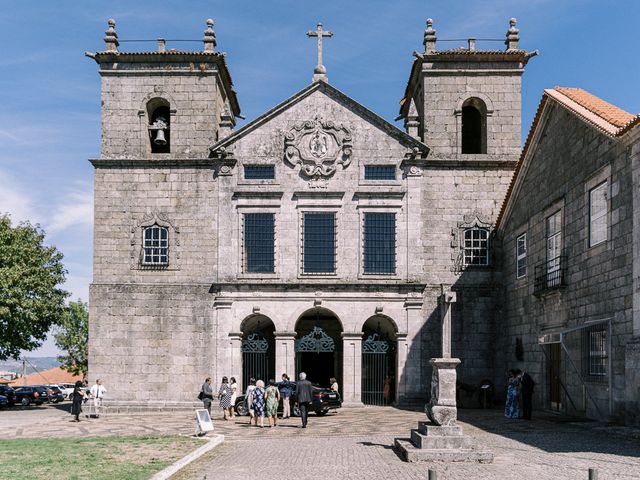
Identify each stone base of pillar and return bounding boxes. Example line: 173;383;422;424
394;357;493;463
340;401;365;408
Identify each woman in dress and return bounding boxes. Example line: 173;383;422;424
229;377;238;419
330;377;339;394
245;377;257;425
70;380;85;422
252;379;266;428
504;369;521;419
265;379;281;427
218;376;233;420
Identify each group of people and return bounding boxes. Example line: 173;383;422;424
70;379;107;422
200;376;238;420
504;369;534;420
200;372;318;428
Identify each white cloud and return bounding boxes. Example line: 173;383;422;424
0;169;41;225
46;187;93;235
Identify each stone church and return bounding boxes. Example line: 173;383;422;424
86;18;640;424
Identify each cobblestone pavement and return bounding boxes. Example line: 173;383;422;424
1;404;639;479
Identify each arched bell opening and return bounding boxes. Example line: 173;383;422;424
361;315;398;406
294;307;343;390
461;97;487;154
240;314;275;390
147;97;171;154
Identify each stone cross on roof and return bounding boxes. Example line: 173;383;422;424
307;22;333;83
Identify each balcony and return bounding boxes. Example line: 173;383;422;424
534;256;566;295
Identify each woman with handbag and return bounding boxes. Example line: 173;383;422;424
200;377;213;416
218;376;233;420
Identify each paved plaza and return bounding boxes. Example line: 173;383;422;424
1;404;639;479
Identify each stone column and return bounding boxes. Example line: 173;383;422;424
342;333;364;407
274;331;296;378
228;332;243;389
402;293;424;402
395;333;409;401
213;296;232;387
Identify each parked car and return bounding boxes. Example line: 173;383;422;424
0;394;8;408
234;381;341;417
46;386;65;403
0;385;16;406
56;383;76;400
13;386;45;406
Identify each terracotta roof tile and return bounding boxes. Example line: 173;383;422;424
554;87;634;128
8;367;82;386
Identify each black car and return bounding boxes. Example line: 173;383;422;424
13;386;45;406
0;394;8;408
234;382;341;417
46;386;64;403
0;385;16;406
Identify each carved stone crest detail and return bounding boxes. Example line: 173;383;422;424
284;117;352;179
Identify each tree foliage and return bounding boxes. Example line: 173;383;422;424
54;300;88;377
0;215;69;359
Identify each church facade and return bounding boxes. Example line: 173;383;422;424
87;18;639;424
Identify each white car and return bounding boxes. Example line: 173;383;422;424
51;383;75;400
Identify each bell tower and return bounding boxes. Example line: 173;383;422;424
399;18;536;158
87;19;240;159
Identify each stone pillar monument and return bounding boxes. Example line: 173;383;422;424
395;288;493;463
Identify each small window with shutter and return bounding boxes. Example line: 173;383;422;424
589;181;607;247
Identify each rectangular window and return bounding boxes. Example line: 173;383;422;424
516;233;527;278
303;212;336;274
589;181;607;247
582;325;608;381
463;228;489;266
364;165;396;180
363;212;396;274
143;226;169;265
546;210;562;278
244;213;275;273
244;165;275;180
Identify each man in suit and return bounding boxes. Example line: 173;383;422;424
518;369;535;420
296;372;313;428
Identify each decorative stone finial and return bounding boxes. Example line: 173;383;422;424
203;18;217;52
424;18;437;53
505;17;519;50
104;18;119;52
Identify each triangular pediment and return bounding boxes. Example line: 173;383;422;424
209;81;429;155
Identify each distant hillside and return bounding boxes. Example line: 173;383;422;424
0;357;61;375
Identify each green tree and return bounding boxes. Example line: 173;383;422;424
54;300;88;377
0;215;69;359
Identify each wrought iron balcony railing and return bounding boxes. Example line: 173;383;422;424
534;256;566;295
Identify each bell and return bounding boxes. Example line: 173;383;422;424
154;129;167;146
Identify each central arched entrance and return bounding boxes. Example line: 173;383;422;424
241;315;275;390
294;308;343;389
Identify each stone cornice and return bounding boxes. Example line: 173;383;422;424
89;158;216;168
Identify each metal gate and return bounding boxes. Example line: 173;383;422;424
361;333;394;406
241;332;269;389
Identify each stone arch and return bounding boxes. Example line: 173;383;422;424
454;92;494;116
361;314;399;405
361;314;399;339
293;306;344;332
455;93;493;155
240;313;276;389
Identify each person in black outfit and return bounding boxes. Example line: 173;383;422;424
517;369;535;420
70;381;85;422
296;372;313;428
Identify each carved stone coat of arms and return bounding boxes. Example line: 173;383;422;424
284;117;352;181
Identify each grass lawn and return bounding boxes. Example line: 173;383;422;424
0;435;206;480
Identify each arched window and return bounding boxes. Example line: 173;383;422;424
147;98;170;153
461;97;487;154
142;225;169;266
463;227;489;266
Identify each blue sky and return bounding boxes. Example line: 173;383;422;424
1;0;638;356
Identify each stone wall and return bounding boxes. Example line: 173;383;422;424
499;102;633;421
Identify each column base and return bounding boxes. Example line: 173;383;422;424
340;401;365;408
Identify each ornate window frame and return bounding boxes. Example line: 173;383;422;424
451;211;493;272
130;212;180;270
